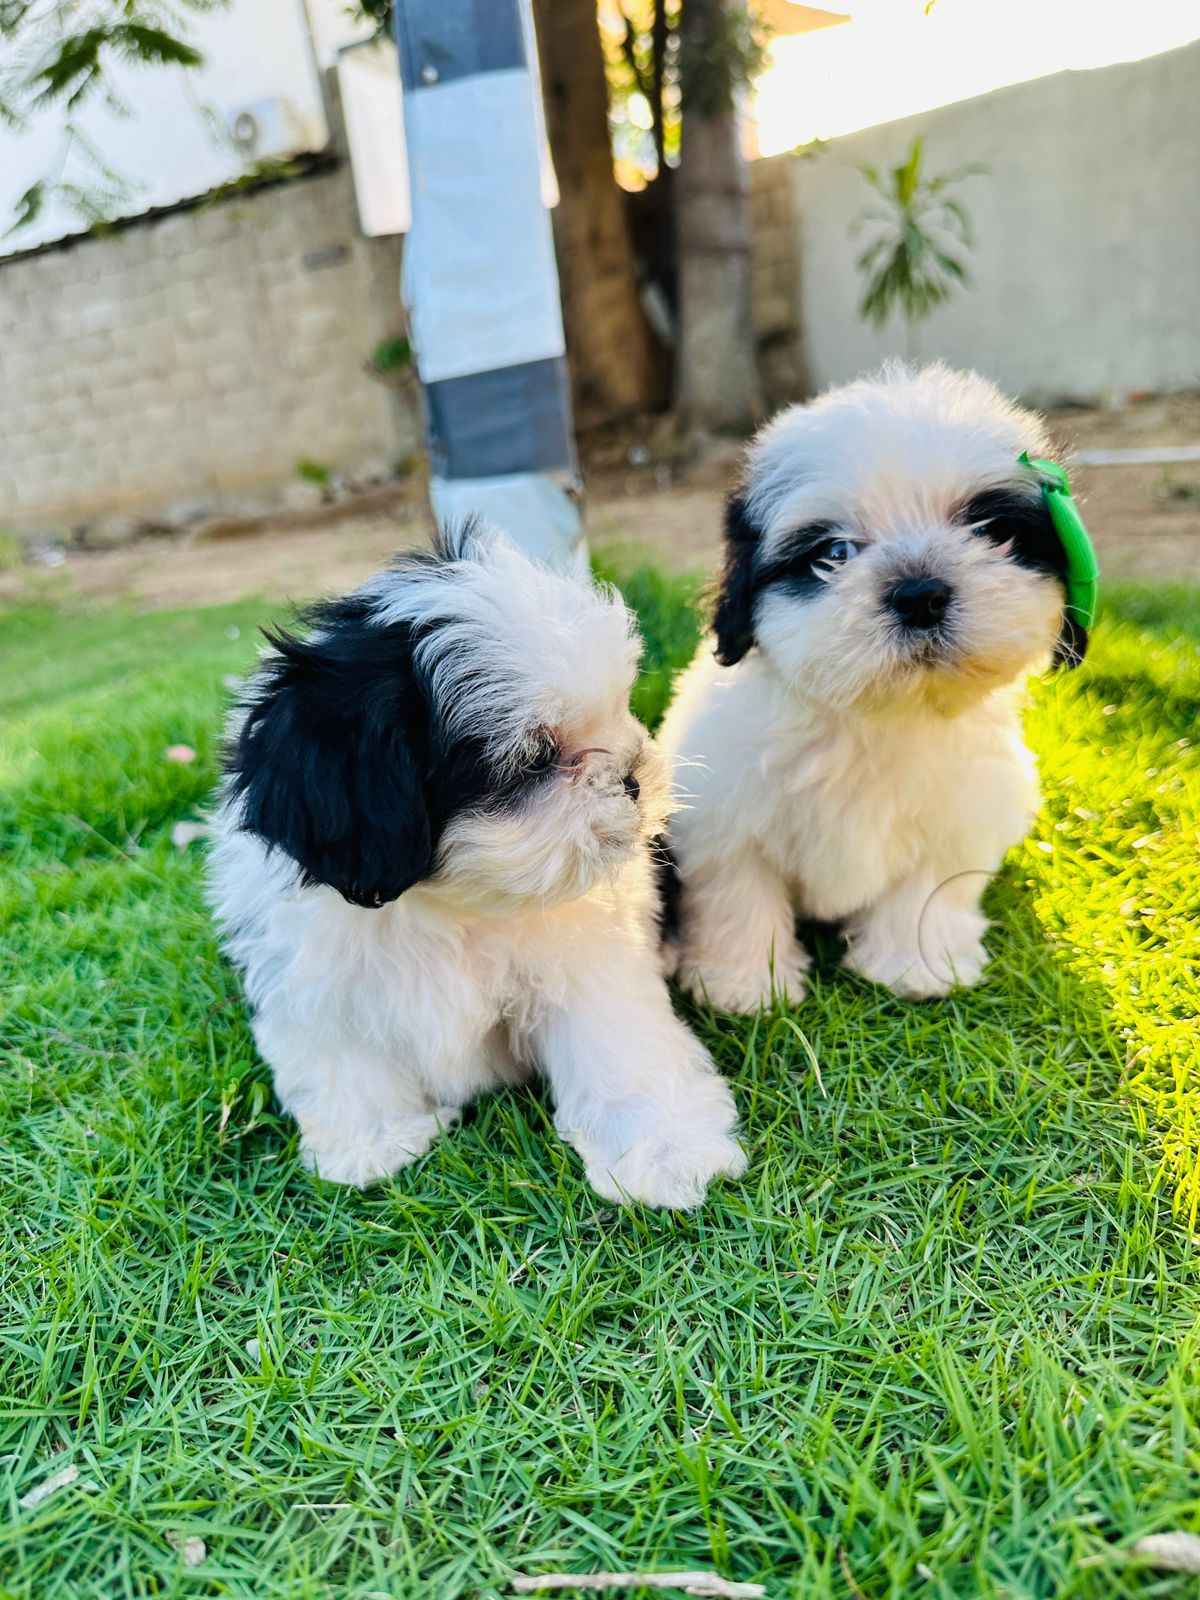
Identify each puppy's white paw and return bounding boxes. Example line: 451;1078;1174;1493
571;1080;748;1210
845;937;989;1000
678;949;809;1014
300;1107;460;1188
586;1127;747;1211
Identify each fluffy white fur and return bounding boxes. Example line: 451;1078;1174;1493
659;363;1073;1011
209;526;745;1207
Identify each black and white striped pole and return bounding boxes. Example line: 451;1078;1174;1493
392;0;584;572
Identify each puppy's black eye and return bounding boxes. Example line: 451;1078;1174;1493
813;538;861;570
524;736;560;777
958;492;1064;577
970;518;1012;542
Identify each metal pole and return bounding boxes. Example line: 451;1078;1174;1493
392;0;585;571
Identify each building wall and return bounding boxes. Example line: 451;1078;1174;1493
748;153;808;406
0;0;375;256
6;39;1193;536
0;163;414;534
770;40;1200;405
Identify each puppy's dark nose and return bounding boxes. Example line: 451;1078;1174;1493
889;576;952;629
623;772;641;803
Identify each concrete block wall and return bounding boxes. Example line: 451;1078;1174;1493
0;164;416;534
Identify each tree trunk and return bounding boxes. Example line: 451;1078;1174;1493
533;0;667;431
675;0;763;431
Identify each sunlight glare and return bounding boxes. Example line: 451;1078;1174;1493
751;0;1200;155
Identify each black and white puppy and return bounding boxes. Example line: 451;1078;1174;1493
658;363;1087;1010
208;522;745;1206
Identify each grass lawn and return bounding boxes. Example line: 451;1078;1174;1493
2;570;1199;1600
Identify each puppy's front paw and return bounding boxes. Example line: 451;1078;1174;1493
299;1107;459;1188
678;952;808;1014
845;937;989;1000
573;1080;748;1210
586;1127;747;1211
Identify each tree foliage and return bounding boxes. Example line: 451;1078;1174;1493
353;0;391;34
0;0;220;234
601;0;767;187
851;137;983;345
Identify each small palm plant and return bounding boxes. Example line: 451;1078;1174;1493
851;138;983;359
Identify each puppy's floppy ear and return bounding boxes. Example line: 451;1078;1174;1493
1054;612;1088;670
962;485;1090;673
226;596;434;908
712;491;761;667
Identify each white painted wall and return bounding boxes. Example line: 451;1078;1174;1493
784;40;1200;404
0;0;374;256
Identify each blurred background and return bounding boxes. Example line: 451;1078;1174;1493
1;0;1197;603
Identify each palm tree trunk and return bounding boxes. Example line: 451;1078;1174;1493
674;0;763;431
534;0;667;430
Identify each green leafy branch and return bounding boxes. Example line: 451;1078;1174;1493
851;137;985;351
1;0;223;236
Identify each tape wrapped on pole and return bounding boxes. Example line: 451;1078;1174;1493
392;0;585;572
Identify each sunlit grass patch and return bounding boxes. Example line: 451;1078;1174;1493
1024;586;1200;1225
1;577;1199;1599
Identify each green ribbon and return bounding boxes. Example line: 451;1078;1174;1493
1019;451;1100;629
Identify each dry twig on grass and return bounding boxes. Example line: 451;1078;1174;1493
510;1572;765;1598
165;1530;207;1567
18;1464;78;1510
837;1546;868;1600
1079;1532;1200;1573
1131;1533;1200;1572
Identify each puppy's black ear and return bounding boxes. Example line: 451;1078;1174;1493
960;486;1091;674
1054;612;1089;670
226;597;434;908
712;491;760;666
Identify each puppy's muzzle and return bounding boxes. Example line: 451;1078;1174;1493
888;576;952;631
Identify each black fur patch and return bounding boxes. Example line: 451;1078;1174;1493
712;492;761;666
650;833;683;945
1054;611;1089;669
226;580;502;908
957;486;1088;668
712;494;852;664
753;522;841;596
958;487;1066;576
